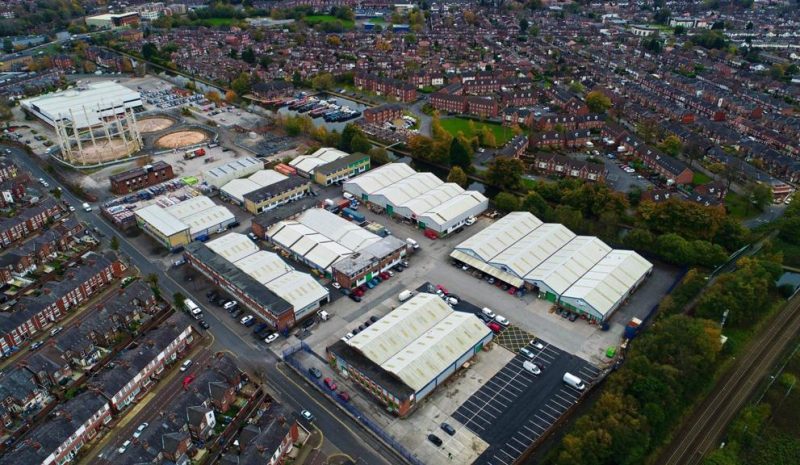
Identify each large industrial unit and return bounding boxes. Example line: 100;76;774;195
220;169;289;205
327;293;492;417
134;196;235;250
313;152;371;186
451;212;653;322
204;157;263;188
184;233;329;329
343;163;488;236
266;208;406;281
289;147;351;177
242;176;312;214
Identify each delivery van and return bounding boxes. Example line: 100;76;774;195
184;299;202;319
563;372;586;391
406;238;419;249
398;290;414;302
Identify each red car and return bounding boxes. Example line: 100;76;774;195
487;322;502;333
338;391;351;402
508;287;517;295
354;288;365;297
323;377;337;391
424;229;438;239
436;284;449;294
379;272;390;280
182;375;195;390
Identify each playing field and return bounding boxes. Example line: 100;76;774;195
439;117;515;147
303;15;355;29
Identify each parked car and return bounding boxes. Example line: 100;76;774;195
223;301;238;311
323;377;337;391
29;341;44;351
532;339;545;350
300;409;314;422
308;367;322;379
487;322;502;333
338;391;351;402
331;282;341;289
519;347;534;359
240;315;253;325
349;294;362;302
180;359;193;372
494;315;510;326
481;307;496;319
465;216;476;226
118;440;131;454
198;320;210;330
264;333;279;344
133;423;149;439
441;422;456;436
428;434;443;447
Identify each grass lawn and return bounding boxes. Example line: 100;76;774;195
692;171;712;185
193;17;240;27
303;15;355;29
725;192;758;220
439;117;515;147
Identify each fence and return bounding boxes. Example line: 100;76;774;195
282;343;426;465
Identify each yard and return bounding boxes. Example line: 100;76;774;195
303;15;355;29
439;117;515;147
692;171;712;185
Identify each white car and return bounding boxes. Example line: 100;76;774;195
133;422;149;438
68;205;76;212
531;339;545;350
465;216;476;226
494;315;510;326
264;333;279;344
300;409;314;421
240;315;253;325
331;282;341;289
180;359;192;372
118;440;131;454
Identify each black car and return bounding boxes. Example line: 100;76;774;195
302;318;316;329
340;288;351;296
231;309;243;318
215;296;228;306
476;313;492;323
349;294;362;302
308;367;322;379
369;315;379;323
440;423;456;436
206;290;217;300
428;434;443;447
198;320;210;329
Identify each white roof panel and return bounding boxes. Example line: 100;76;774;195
400;183;463;216
343;163;416;196
235;250;293;285
135;204;187;237
248;169;288;187
20;81;142;128
183;206;235;235
489;223;576;278
348;293;451;365
164;196;215;221
220;179;261;203
289;147;349;173
383;312;491;391
266;270;329;311
304;241;353;271
372;172;443;206
524;236;612;295
454;212;544;262
561;250;653;317
206;233;259;263
420;191;488;225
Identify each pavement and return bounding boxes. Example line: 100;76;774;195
0;142;397;465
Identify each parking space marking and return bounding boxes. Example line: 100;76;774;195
552;397;572;410
555;392;576;404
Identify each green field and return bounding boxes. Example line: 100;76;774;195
692;171;712;185
194;17;239;26
439;118;515;147
303;15;355;29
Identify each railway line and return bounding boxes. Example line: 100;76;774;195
660;294;800;465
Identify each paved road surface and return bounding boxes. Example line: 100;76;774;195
2;144;395;465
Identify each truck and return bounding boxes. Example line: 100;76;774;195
342;207;365;224
562;372;586;391
624;317;643;340
406;238;419;249
184;299;202;319
183;148;206;160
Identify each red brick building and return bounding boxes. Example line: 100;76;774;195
354;74;417;102
109;161;175;194
363;104;403;124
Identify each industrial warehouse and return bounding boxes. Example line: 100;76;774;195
451;212;653;322
184;233;329;329
266;208;407;281
134;195;236;250
343;163;488;236
327;293;493;417
20;81;143;129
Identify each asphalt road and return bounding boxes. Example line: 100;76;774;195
1;143;395;465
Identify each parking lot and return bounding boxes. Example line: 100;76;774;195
452;341;601;465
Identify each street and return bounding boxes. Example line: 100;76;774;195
2;143;396;465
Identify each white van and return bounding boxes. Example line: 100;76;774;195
82;202;92;212
343;192;354;200
406;238;419;249
523;360;541;375
563;372;586;391
481;307;496;319
318;310;330;321
398;290;414;302
184;299;202;318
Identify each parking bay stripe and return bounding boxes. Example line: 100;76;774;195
551;397;571;410
538;409;559;422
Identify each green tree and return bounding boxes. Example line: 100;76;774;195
749;183;772;212
2;38;12;54
494;192;520;212
485;157;525;192
110;235;120;251
173;292;186;309
447;166;468;187
339;124;361;152
586;91;612;113
311;72;335;90
231;72;251;96
519;18;529;33
521;191;551;220
350;133;372;153
368;147;390;165
241;47;256;64
659;135;683;157
449;136;472;169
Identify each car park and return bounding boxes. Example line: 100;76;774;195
308;367;322;378
264;333;279;344
323;377;337;391
441;423;456;436
428;434;443;447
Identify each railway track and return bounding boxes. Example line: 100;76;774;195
660;294;800;465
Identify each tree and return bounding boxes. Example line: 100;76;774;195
368;147;390;165
494;192;520;212
449;136;472;169
586;91;612;113
749;183;772;212
521;191;551;220
231;72;251;96
52;188;61;200
141;42;160;61
146;273;159;288
519;18;529;33
447;166;468;187
173;292;186;309
2;38;12;54
224;90;237;103
779;217;800;245
205;91;222;105
673;25;686;35
485;157;525;192
653;8;672;24
339;124;361;152
684;140;705;168
659;135;683;157
110;235;120;251
241;47;256;64
311;72;334;91
350;133;372;153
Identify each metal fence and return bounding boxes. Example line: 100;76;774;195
282;343;426;465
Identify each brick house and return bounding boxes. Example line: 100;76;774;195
221;402;299;465
534;154;607;182
354;74;417;102
363;104;403;124
109;161;175;194
0;199;64;248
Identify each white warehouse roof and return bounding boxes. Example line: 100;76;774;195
371;172;443;207
205;157;262;188
343;163;416;198
164;196;215;221
488;223;575;279
560;250;652;318
525;236;612;296
183;206;235;236
236;251;294;284
289;147;349;174
21;81;142;129
455;211;544;262
220;169;288;203
206;232;259;263
134;204;187;237
266;270;330;313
